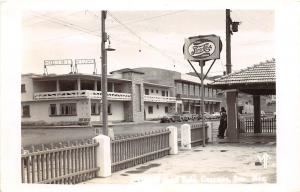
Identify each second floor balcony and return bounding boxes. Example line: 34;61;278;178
144;95;176;103
34;90;132;101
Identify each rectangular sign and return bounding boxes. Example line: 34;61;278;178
44;59;73;65
75;59;96;65
184;34;221;61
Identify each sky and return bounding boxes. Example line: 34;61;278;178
22;10;274;76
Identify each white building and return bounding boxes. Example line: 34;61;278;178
21;67;223;127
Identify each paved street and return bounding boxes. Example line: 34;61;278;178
22;120;216;147
84;142;276;184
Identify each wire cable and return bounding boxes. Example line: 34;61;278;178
107;11;186;67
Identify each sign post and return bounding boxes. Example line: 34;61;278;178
199;60;205;146
183;34;222;147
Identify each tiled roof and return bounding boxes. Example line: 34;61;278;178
211;60;275;86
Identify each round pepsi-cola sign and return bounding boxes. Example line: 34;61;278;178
184;34;222;61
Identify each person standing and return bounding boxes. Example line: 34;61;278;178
218;107;227;139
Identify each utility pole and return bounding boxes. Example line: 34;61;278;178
226;9;232;74
101;10;108;136
226;9;240;74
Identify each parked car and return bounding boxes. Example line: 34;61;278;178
211;112;221;119
172;114;182;122
191;114;198;121
181;111;193;121
160;114;175;123
197;112;213;120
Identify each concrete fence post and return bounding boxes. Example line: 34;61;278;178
181;124;191;149
108;127;114;140
166;126;178;155
207;122;213;143
93;135;111;177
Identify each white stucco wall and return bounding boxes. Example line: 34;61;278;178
90;101;125;122
21;76;34;101
144;103;169;120
21;99;90;123
144;85;170;97
108;101;125;122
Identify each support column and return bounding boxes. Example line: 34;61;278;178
226;89;239;142
56;80;60;91
77;78;81;90
253;95;261;133
87;98;92;126
94;80;97;91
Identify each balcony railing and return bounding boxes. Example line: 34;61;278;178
34;90;131;101
144;95;176;103
176;94;221;102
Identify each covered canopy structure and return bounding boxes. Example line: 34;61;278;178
210;59;276;142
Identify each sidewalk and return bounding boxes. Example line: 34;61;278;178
84;142;276;184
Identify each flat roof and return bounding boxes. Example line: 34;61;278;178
143;82;174;88
31;73;132;82
110;68;144;74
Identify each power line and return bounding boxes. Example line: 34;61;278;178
24;11;186;39
24;11;187;71
24;12;103;46
107;11;185;68
89;10;186;29
24;11;186;51
27;11;102;38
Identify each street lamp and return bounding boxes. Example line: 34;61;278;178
106;35;116;52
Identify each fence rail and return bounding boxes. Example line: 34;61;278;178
243;117;276;133
21;139;99;184
191;123;208;147
110;129;170;173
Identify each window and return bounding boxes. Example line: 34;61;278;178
108;82;113;92
195;85;199;96
108;104;112;115
213;89;217;98
148;106;153;114
189;84;194;96
145;89;149;95
60;103;76;116
165;106;169;113
176;82;182;94
162;90;165;96
209;88;213;97
49;104;57;116
91;103;99;115
22;105;30;117
151;89;154;93
183;84;188;95
157;104;159;109
205;87;209;97
21;84;26;93
166;91;169;97
156;90;159;94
